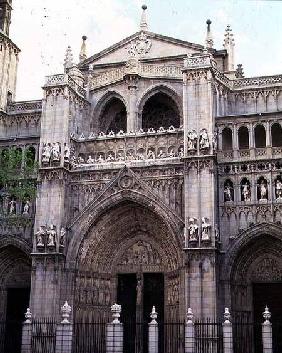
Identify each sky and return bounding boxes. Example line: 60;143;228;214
9;0;282;101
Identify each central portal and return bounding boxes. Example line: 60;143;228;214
117;273;164;353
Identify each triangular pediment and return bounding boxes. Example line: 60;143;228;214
80;31;204;67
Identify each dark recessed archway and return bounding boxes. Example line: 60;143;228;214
99;97;127;133
141;92;180;130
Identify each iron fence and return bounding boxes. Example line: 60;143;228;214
159;322;185;353
31;318;57;353
72;322;107;353
195;318;224;353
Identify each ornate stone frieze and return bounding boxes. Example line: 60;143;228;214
118;240;161;266
251;257;282;281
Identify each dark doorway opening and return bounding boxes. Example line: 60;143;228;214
253;283;282;353
4;287;30;353
117;273;164;353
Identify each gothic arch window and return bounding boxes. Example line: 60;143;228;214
224;179;234;202
141;92;180;130
257;176;268;201
240;178;251;202
222;127;233;151
238;126;249;150
99;97;127;134
271;122;282;147
254;124;266;148
26;146;36;167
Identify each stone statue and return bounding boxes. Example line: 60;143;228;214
47;224;56;247
23;200;30;215
35;226;45;248
64;144;70;163
212;131;218;151
178;148;184;158
52;142;61;162
9;200;16;215
157;149;165;158
60;227;66;247
188;218;198;241
107;152;115;161
117;151;125;161
136;279;142;305
147;150;155;159
77;155;84;164
87;155;95;164
199;129;210;150
42;143;51;163
259;180;267;200
242;182;251;202
276;179;282;199
201;217;211;241
224;182;233;202
97;154;105;163
187;130;197;150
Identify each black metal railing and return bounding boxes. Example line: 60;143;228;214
72;322;107;353
160;322;185;353
195;318;223;353
31;318;57;353
123;322;148;353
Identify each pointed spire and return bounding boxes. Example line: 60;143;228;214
223;25;235;71
205;19;213;48
79;35;87;62
140;4;148;32
64;46;74;71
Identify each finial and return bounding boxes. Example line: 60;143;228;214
111;303;122;323
140;4;148;32
223;307;231;323
263;306;271;323
223;24;234;47
79;35;87;62
150;306;158;324
205;19;213;49
64;46;74;72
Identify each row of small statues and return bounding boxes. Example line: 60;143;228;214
224;179;282;202
35;225;66;249
1;199;31;216
74;148;185;165
187;129;215;151
42;142;71;165
81;125;179;140
188;217;212;242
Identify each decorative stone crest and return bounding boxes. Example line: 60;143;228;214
128;32;152;57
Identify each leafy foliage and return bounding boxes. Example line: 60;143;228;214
0;147;38;201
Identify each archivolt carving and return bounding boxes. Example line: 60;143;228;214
251;257;282;281
118;240;161;266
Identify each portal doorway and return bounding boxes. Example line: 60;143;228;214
117;273;164;353
253;283;282;353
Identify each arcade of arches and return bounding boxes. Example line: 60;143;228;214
73;201;183;323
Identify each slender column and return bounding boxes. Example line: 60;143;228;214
55;302;73;353
148;306;158;353
266;121;272;158
262;306;273;353
127;76;138;132
232;124;238;158
106;304;123;353
185;308;195;353
21;308;32;353
222;308;233;353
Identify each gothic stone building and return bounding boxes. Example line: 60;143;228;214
1;1;282;331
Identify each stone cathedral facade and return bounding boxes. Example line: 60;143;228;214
1;1;282;329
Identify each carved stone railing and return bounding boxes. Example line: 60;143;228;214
233;74;282;89
218;147;282;162
89;63;183;90
8;100;42;113
45;74;86;98
72;129;184;168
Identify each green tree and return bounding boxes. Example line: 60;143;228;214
0;147;38;203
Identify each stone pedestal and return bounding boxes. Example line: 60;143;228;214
106;323;123;353
55;323;73;353
21;322;32;353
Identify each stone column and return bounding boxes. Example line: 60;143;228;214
106;304;123;353
148;306;158;353
127;75;138;132
222;308;233;353
55;301;73;353
262;306;273;353
185;308;195;353
21;308;32;353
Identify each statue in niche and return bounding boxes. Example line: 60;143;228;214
157;149;166;159
60;227;66;247
77;155;85;164
242;182;251;201
97;154;105;163
42;143;51;163
136;278;142;305
224;182;233;202
64;144;70;163
9;199;16;215
23;200;31;215
107;152;115;161
201;217;211;241
259;180;267;200
212;130;218;151
147;150;155;159
199;129;210;150
275;179;282;199
47;224;56;247
35;226;45;248
117;151;125;161
52;142;61;162
188;218;198;241
178;147;184;158
87;155;95;164
187;130;197;150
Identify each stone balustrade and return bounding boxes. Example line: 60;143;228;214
7;100;42;113
45;74;86;98
217;147;282;162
